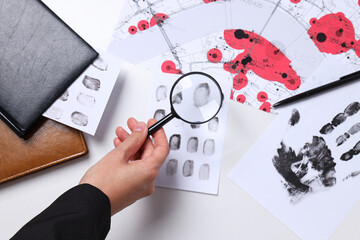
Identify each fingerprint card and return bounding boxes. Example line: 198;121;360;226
229;66;360;240
43;51;122;135
147;65;231;195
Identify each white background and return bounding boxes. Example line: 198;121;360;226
1;0;360;239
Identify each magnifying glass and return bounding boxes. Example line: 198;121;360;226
148;72;224;136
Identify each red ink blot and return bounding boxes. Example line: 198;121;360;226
260;102;271;112
257;91;268;102
150;13;169;27
223;29;301;91
203;0;218;3
290;0;301;3
359;0;360;7
230;90;234;100
207;48;223;63
236;94;246;103
128;25;137;35
232;72;248;90
308;12;360;58
137;20;149;31
161;60;182;74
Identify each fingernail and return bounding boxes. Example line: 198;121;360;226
134;122;146;132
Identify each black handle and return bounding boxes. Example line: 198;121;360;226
148;113;175;136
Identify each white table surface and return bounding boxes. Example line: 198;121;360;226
1;1;360;239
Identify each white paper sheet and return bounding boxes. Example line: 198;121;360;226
108;0;360;113
229;63;360;240
43;51;123;136
146;59;231;194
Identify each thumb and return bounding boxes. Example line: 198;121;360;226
115;121;148;160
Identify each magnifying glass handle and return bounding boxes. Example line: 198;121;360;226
148;113;175;136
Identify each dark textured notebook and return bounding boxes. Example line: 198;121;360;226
0;117;88;184
0;0;98;137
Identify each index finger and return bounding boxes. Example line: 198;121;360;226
146;118;169;168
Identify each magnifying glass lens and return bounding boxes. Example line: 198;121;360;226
171;73;222;123
148;72;223;136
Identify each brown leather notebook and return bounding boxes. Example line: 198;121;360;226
0;118;88;184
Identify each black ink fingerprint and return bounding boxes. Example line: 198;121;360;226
183;160;194;177
77;93;96;107
320;123;334;134
343;171;360;181
199;164;210;180
60;90;69;101
349;123;360;135
191;124;201;129
169;134;181;150
320;102;360;135
172;92;182;104
272;136;336;198
156;85;167;101
289;109;300;126
187;137;198;153
208;117;219;132
194;83;210;108
340;141;360;161
331;113;347;126
71;111;88;126
82;75;101;91
92;57;108;71
166;159;178;176
153;109;165;121
336;132;350;146
344;102;360;116
203;139;215;156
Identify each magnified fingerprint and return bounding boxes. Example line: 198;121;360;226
153;109;165;121
77;93;96;107
71;111;88;126
82;76;101;91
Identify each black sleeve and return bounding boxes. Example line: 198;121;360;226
11;184;111;240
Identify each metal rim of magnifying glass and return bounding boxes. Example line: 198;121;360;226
169;71;224;125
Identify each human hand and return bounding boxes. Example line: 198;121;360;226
79;117;169;215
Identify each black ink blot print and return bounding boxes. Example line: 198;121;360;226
289;109;300;126
343;171;360;181
60;90;69;101
203;139;215;156
234;29;249;39
272;136;336;201
208;117;219;132
190;124;201;129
